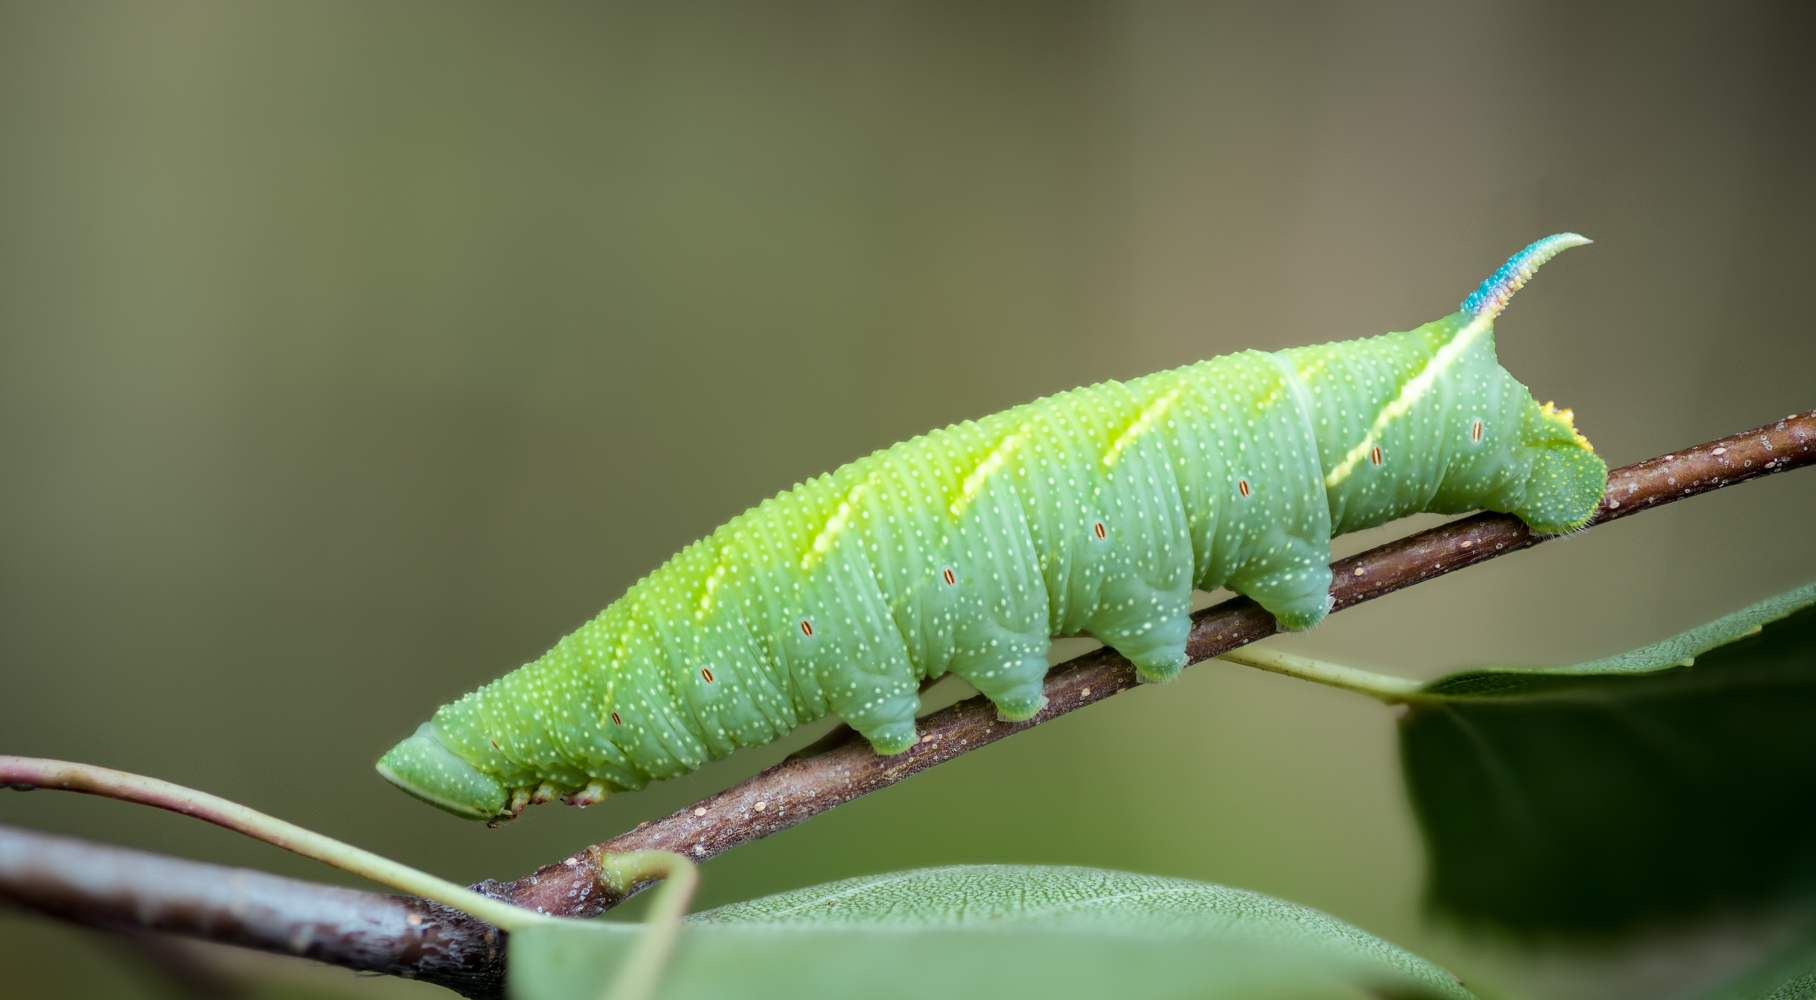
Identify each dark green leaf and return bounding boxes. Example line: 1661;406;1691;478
1401;583;1816;932
508;865;1475;1000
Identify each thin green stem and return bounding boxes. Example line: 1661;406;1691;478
598;851;698;1000
1216;647;1423;703
0;755;552;932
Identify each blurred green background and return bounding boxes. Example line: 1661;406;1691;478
2;2;1812;998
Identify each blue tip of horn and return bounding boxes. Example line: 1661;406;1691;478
1462;233;1592;321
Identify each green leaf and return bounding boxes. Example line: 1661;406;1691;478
1400;582;1816;932
508;865;1475;1000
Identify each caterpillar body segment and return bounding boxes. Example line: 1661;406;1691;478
378;235;1608;821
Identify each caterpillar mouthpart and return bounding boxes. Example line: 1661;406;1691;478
376;722;508;821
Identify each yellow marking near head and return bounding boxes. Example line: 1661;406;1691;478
1325;312;1491;488
802;479;872;572
1104;388;1181;470
948;423;1031;519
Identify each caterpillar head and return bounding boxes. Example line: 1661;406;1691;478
377;721;508;821
1508;400;1607;534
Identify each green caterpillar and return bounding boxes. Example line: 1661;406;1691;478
379;235;1608;821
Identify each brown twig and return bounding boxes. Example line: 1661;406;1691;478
3;410;1813;998
0;756;558;932
0;824;509;997
507;410;1816;917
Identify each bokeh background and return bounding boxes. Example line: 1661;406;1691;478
2;3;1812;998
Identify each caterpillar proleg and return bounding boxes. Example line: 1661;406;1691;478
379;235;1608;821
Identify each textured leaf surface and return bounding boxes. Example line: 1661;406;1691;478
508;865;1474;1000
1401;583;1816;931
